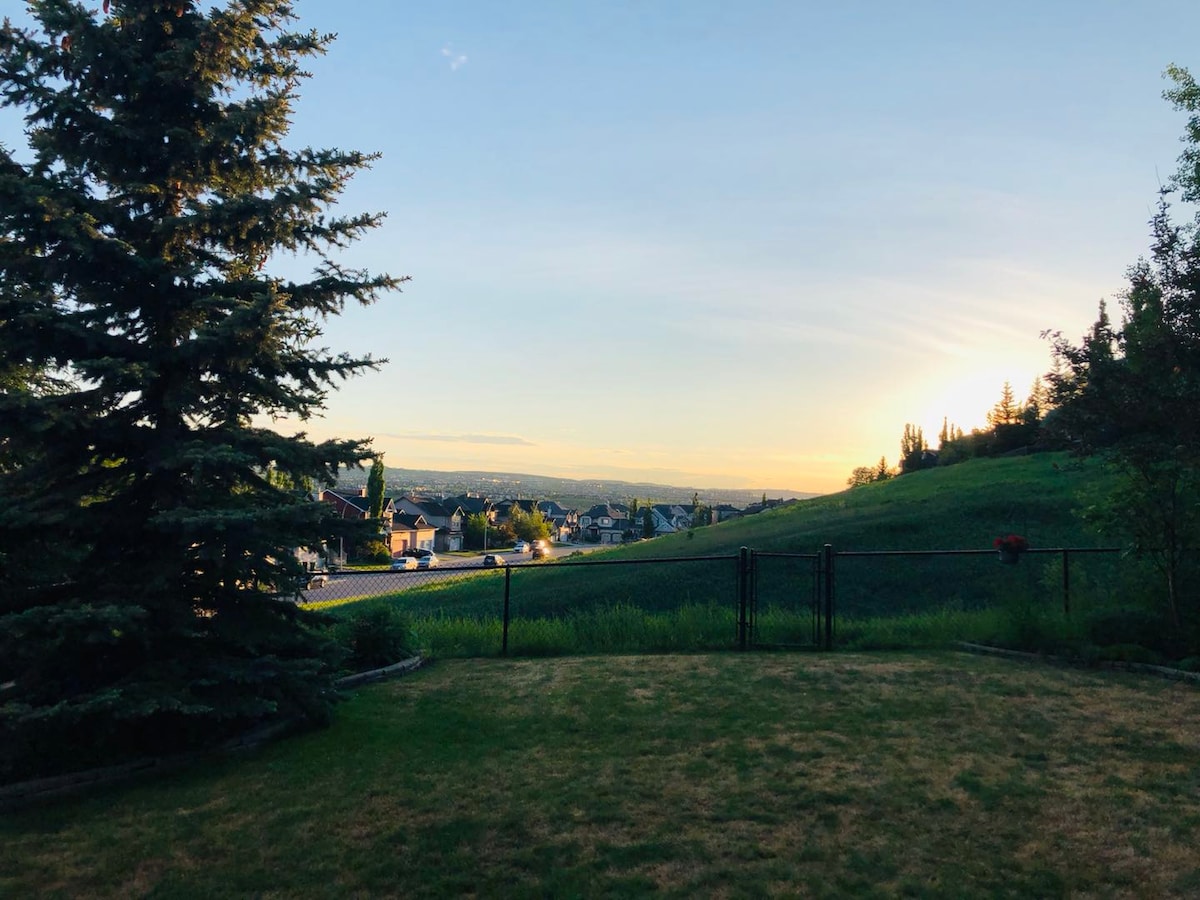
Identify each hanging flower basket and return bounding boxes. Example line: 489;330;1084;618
993;534;1028;565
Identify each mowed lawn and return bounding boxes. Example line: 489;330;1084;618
4;653;1200;898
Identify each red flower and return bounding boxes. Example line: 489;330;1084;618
993;534;1029;552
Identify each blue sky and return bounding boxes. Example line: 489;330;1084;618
5;1;1200;492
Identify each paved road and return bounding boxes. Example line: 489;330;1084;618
298;543;609;604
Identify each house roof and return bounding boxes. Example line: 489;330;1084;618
396;497;463;519
449;495;493;515
321;489;368;517
392;513;433;530
583;504;625;519
419;500;462;518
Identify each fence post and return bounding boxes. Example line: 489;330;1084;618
744;549;753;648
501;564;512;657
822;543;834;650
1062;548;1071;618
737;546;750;650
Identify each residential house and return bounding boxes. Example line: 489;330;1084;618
493;498;540;524
714;503;742;522
319;487;394;529
745;497;798;516
579;504;630;544
316;487;398;559
388;513;437;556
394;497;465;552
318;487;369;520
537;500;579;542
651;504;692;534
448;493;496;523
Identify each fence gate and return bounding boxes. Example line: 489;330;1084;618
746;549;832;649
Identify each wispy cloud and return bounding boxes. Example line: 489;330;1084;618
441;44;467;71
383;432;534;447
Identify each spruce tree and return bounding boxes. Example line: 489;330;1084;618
987;381;1021;427
0;1;399;780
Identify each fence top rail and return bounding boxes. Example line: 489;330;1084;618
833;547;1123;559
751;551;821;560
539;554;738;569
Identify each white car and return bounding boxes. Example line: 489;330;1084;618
513;541;531;553
417;553;439;569
390;557;417;571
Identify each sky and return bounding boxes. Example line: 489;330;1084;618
5;1;1200;494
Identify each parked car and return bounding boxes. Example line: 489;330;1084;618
417;553;439;569
483;553;505;567
390;557;417;571
513;540;531;553
303;572;330;589
404;547;434;559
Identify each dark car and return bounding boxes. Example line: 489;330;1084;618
483;553;505;567
531;546;548;560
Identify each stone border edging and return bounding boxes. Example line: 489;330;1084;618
334;655;426;688
956;642;1200;684
0;655;427;811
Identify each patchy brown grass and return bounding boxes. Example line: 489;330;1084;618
5;652;1200;897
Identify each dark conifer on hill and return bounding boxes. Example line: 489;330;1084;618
0;0;400;779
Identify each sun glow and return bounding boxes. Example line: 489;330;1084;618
919;367;1040;443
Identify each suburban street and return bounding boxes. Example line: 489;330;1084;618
298;543;610;603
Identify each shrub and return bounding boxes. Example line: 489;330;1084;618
354;540;392;565
1085;608;1171;654
334;602;414;672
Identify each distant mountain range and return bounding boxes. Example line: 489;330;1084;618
338;467;821;509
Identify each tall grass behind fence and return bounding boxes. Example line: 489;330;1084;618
831;548;1133;621
825;547;1164;654
304;556;745;657
504;557;739;656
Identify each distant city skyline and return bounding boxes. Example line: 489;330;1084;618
4;1;1198;493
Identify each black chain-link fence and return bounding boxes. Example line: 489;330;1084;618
300;545;1161;656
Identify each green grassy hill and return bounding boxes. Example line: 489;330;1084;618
614;451;1110;556
331;453;1137;643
